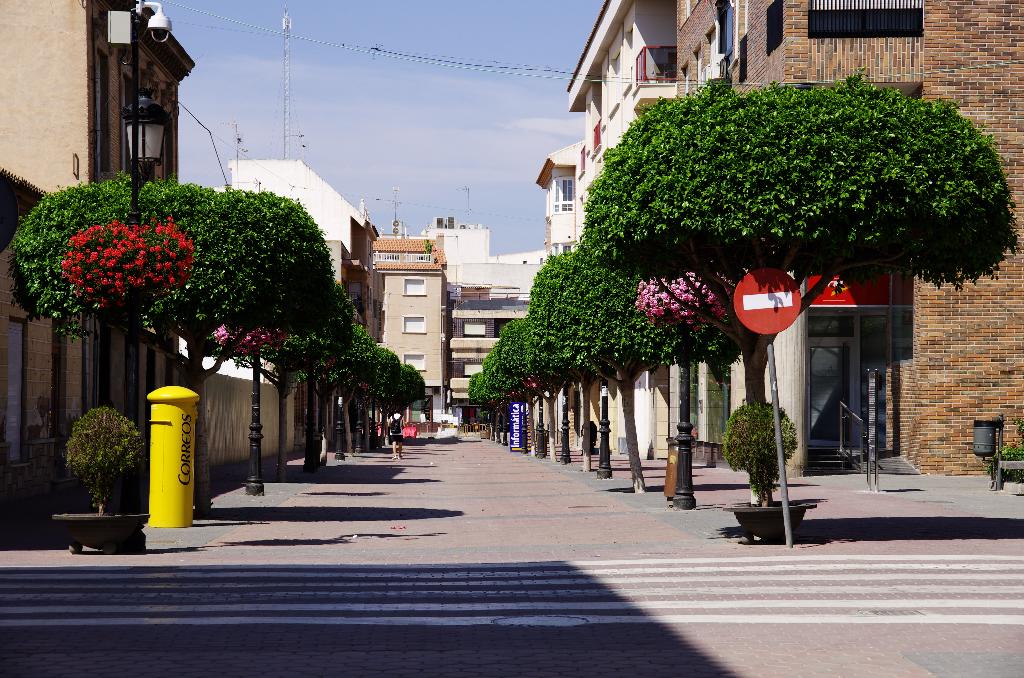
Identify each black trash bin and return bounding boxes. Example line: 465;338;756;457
972;417;1003;458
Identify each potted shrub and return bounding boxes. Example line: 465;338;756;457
52;407;147;554
997;418;1024;495
722;403;815;544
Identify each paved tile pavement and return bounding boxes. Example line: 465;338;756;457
1;437;1023;676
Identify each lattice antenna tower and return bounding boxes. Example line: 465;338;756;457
460;186;471;222
282;7;292;159
391;186;401;235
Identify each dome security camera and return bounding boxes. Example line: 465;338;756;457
141;2;172;42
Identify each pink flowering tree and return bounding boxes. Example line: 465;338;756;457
213;325;288;362
636;274;739;381
635;274;726;328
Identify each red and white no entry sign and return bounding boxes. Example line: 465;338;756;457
733;268;802;335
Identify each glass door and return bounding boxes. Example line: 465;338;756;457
808;341;854;447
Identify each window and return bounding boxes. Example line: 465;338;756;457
808;0;924;38
404;277;426;296
404;354;426;371
579;145;586;174
464;363;483;376
403;316;426;334
553;178;574;213
718;1;735;60
766;0;784;54
636;46;678;83
463;321;487;337
93;53;110;178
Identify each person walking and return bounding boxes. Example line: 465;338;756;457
389;413;405;461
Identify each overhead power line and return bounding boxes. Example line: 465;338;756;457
166;2;1024;88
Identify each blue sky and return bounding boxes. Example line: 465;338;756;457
168;1;599;254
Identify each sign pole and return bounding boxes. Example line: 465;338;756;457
767;339;793;548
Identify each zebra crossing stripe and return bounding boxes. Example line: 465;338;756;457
0;613;1023;628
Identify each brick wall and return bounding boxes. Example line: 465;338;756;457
894;0;1024;474
679;0;1024;474
680;0;922;89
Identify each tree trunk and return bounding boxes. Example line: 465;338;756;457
184;368;211;517
580;377;592;472
740;336;770;404
363;407;370;452
276;372;289;483
318;385;329;465
616;372;647;493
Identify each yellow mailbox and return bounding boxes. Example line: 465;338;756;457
148;386;200;528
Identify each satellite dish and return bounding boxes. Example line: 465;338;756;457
392;219;400;235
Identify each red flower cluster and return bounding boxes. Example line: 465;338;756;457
213;325;287;357
61;217;195;310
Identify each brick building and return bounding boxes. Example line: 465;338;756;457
0;1;194;500
376;237;448;422
678;0;1024;473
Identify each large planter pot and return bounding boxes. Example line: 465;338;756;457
1003;482;1024;496
52;514;148;555
725;503;816;544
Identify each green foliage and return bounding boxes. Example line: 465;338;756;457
529;250;733;379
584;78;1016;288
369;345;403;402
322;324;377;394
582;78;1016;401
467;369;499;406
65;407;143;514
999;446;1024;484
398;364;427;410
279;284;354;386
484;319;539;401
998;418;1024;483
13;177;338;346
722;403;797;506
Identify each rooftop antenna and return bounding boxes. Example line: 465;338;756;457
459;186;471;223
391;186;401;235
229;120;247;166
282;7;292;159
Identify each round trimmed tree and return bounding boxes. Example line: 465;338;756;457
583;77;1017;402
13;177;338;514
527;250;735;492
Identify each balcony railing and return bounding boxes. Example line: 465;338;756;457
808;0;924;38
374;252;434;264
636;45;678;83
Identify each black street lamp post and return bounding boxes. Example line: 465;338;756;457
559;385;571;465
353;396;365;455
596;379;612;479
245;350;264;495
535;397;547;458
117;2;171;542
673;339;696;510
502;411;509;446
334;395;346;461
302;367;318;472
370;398;378;449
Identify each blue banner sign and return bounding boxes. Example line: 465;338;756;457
509;401;528;452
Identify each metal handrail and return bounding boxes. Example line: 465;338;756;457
839;400;878;492
838;401;865;469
